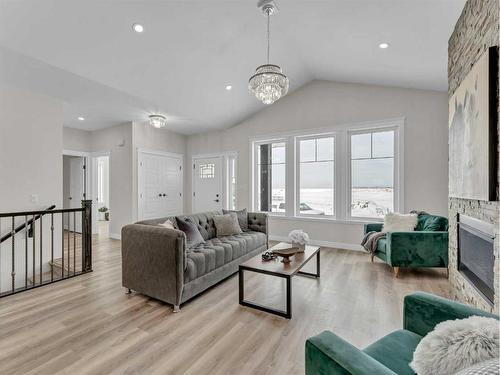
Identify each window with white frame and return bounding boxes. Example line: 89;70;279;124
255;141;286;213
297;135;335;216
350;130;395;219
227;155;237;210
251;121;401;221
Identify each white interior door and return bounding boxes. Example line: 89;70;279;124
68;157;84;232
163;156;183;216
138;152;183;220
193;157;223;212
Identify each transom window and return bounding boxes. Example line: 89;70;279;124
251;120;402;222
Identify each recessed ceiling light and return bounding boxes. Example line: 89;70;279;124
132;23;144;33
77;116;85;121
225;85;232;91
379;42;390;49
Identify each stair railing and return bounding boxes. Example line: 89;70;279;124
0;200;92;297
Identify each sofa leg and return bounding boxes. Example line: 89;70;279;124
173;305;181;313
371;254;374;263
445;268;449;278
393;267;400;278
125;288;132;294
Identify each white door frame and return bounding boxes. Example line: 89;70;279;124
90;151;111;236
137;149;184;221
191;152;237;212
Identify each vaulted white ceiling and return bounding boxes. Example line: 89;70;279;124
0;0;465;134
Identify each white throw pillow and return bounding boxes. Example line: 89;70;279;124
382;212;418;232
410;316;499;375
455;358;500;375
158;219;175;230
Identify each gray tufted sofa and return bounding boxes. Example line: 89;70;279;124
121;210;268;311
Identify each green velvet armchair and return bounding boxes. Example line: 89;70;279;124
364;213;449;277
305;292;499;375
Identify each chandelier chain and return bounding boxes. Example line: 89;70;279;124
267;9;270;63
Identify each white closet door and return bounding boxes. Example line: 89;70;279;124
138;152;183;221
163;156;183;216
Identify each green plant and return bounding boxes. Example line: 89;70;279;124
98;206;108;213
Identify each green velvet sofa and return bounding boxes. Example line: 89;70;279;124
364;213;449;277
305;292;499;375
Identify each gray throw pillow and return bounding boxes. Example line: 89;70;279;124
223;208;248;231
176;217;205;249
213;213;242;237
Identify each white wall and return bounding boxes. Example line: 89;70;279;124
63;127;92;152
186;80;449;247
0;86;64;291
88;123;133;238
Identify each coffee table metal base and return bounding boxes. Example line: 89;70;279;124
238;250;320;319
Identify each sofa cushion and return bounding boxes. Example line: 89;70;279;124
184;231;266;282
223;208;248;231
416;214;448;232
178;211;221;240
363;329;422;375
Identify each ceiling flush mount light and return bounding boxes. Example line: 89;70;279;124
248;1;289;105
379;42;390;49
225;85;232;91
77;116;85;121
149;114;167;129
132;23;144;33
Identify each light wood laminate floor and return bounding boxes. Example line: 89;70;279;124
0;235;451;375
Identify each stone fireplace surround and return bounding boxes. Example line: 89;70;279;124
448;0;499;313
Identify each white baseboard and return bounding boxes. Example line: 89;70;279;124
269;235;364;252
109;233;121;240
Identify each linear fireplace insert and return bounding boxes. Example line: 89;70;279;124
457;214;495;305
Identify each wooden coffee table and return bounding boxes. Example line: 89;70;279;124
238;242;320;319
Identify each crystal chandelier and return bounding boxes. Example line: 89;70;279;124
248;2;289;105
149;114;167;129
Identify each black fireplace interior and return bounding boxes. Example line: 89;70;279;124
458;219;495;305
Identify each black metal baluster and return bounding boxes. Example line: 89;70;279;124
32;214;35;286
39;216;43;285
11;216;15;293
51;213;54;282
73;211;76;276
67;215;70;278
25;216;28;289
61;213;64;279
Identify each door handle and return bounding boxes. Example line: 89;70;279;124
214;199;220;203
162;193;167;197
68;197;72;200
158;193;162;197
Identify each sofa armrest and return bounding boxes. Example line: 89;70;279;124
121;224;185;306
404;292;498;337
305;331;397;375
364;223;383;234
385;231;448;267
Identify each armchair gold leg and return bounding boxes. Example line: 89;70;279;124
393;267;400;278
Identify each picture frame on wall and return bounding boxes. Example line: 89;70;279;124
449;46;498;201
